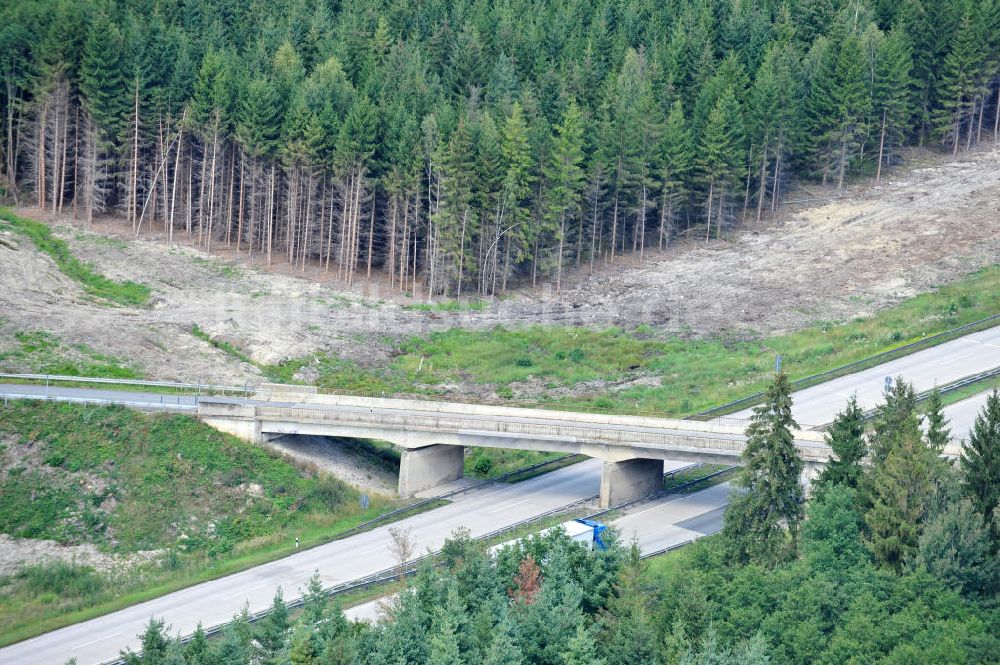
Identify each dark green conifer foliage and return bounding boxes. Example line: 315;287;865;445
483;614;524;665
923;387;950;452
868;377;921;464
255;588;290;664
933;7;987;152
544;100;586;291
871;26;914;179
563;624;605;665
4;0;996;298
915;498;1000;596
817;395;867;491
696;87;744;241
961;389;1000;548
79;16;128;147
723;371;804;566
499;101;534;281
864;380;941;573
655;99;693;244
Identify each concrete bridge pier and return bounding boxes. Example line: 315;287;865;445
398;444;465;497
599;458;664;508
800;463;823;497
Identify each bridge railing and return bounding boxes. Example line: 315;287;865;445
252;404;833;462
0;372;249;395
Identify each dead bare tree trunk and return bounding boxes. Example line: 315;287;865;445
366;187;376;280
129;78;140;228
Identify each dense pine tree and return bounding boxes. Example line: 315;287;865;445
543;100;586;292
961;389;1000;549
863;379;943;573
923;387;950;452
817;395;867;490
723;371;804;566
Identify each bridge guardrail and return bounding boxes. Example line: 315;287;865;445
0;391;197;411
0;372;250;395
4;312;997;421
254;404;832;461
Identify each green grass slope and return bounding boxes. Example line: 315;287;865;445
0;400;394;643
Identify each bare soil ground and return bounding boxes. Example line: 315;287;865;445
263;435;398;495
2;147;998;387
0;534;160;580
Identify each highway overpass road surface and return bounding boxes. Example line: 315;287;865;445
0;457;682;665
944;390;996;442
344;482;731;624
0;383;197;411
730;325;1000;431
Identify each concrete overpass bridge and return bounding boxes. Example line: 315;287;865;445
199;384;853;507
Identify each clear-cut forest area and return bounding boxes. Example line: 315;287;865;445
3;0;999;297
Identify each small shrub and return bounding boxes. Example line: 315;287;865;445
568;348;585;363
471;455;494;476
43;452;66;467
311;474;350;509
162;548;181;571
593;397;614;410
18;562;104;597
514;356;533;367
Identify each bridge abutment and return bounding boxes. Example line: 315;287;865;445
599;458;663;508
398;444;465;497
199;403;262;443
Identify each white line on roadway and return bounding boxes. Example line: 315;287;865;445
73;633;121;650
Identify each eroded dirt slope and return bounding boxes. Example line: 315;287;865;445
2;148;999;384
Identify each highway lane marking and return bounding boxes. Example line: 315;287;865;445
73;631;122;649
225;581;273;599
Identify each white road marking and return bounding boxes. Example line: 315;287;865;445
73;632;121;649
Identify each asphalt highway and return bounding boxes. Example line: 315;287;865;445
731;325;1000;431
345;481;731;624
943;390;995;442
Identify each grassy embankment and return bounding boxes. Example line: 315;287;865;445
0;328;142;378
0;400;413;647
0;208;150;306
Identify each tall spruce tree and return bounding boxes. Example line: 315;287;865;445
864;379;941;572
498;101;534;292
563;624;605;665
872;26;914;181
723;371;804;566
868;376;921;464
544;100;586;292
817;395;867;490
923;387;950;452
932;7;987;152
255;588;290;665
960;389;1000;548
696;86;744;243
655;99;693;245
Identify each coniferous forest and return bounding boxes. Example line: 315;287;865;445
3;0;999;296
